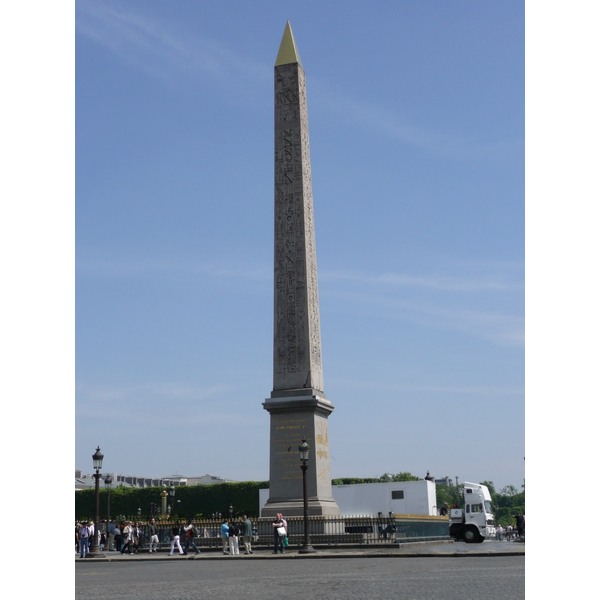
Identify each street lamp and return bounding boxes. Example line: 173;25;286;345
298;437;316;554
170;485;176;518
88;446;105;558
105;474;113;551
229;504;233;520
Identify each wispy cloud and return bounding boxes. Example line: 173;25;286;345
77;1;520;160
76;0;270;87
330;380;523;395
76;381;231;402
322;269;521;292
77;257;270;282
310;80;523;160
322;287;524;347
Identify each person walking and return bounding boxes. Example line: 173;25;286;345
183;520;201;555
228;521;240;556
169;523;184;556
220;519;230;555
132;522;141;554
242;515;253;555
148;518;159;553
79;523;90;558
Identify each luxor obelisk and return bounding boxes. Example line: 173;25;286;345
262;22;340;517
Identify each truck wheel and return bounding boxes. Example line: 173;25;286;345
463;527;481;544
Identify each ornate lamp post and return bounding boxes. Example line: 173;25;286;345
170;485;176;517
105;474;113;551
298;437;316;554
161;485;168;516
88;446;105;558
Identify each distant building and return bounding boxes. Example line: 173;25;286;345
75;471;232;490
435;476;453;486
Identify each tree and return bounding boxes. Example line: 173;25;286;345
500;485;518;497
378;472;421;482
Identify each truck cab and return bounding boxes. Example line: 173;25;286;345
449;481;495;543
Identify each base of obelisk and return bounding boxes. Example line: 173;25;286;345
261;392;341;517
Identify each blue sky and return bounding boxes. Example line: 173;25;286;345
75;0;524;490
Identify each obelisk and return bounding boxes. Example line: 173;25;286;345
262;22;340;517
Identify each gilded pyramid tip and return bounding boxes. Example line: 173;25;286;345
275;21;303;68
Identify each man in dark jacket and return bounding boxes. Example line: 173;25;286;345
148;518;159;553
242;515;253;555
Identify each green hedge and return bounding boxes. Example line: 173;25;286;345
75;481;269;522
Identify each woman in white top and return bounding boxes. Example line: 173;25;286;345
121;522;133;554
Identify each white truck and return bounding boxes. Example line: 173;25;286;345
449;481;496;543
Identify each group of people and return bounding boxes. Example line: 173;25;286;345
77;514;287;556
167;519;204;555
76;520;143;556
495;515;525;541
219;515;255;555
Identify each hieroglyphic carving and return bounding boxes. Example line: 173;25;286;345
273;62;323;392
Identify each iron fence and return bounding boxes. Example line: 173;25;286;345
99;515;450;550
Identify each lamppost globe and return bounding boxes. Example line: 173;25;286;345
229;504;233;518
92;446;104;470
299;437;310;462
105;474;113;490
170;485;176;497
137;507;141;520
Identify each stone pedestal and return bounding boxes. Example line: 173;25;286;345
262;392;339;517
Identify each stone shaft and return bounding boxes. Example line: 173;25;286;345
272;61;323;395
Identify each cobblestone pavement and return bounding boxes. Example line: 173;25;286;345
76;554;524;599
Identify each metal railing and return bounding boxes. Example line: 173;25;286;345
100;515;450;550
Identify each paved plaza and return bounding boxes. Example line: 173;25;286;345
76;542;524;599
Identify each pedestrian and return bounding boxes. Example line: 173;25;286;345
99;530;106;551
79;522;90;558
228;521;240;556
220;519;230;555
121;521;133;555
242;515;253;555
272;513;286;554
107;520;115;551
75;523;80;554
183;520;201;555
148;518;159;553
88;521;95;552
169;523;184;556
132;522;141;553
114;522;122;552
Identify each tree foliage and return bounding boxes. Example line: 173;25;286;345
75;480;269;522
331;472;421;485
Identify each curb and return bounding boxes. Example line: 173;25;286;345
76;549;524;562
